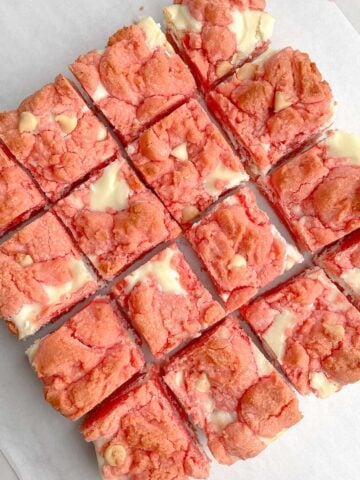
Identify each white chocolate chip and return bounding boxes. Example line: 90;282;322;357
228;254;247;270
195;373;211;393
182;205;199;223
18;111;38;133
97;125;108;141
210;410;237;429
55;114;78;134
175;370;184;387
16;254;34;267
274;92;293;113
310;372;340;399
236;63;257;81
216;61;233;78
104;444;127;467
171;142;188;161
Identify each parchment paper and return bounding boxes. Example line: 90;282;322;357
1;1;360;479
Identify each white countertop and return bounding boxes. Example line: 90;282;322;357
0;1;360;479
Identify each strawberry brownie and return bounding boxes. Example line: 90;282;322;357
127;99;248;225
164;0;275;91
26;297;144;420
206;48;334;176
70;17;196;145
54;158;181;280
112;245;225;359
315;230;360;309
242;268;360;398
0;212;97;339
163;317;302;464
0;75;118;201
262;131;360;252
185;188;303;312
0;148;45;236
81;368;210;480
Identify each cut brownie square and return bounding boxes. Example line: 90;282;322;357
112;244;225;359
81;368;210;480
242;267;360;398
0;212;98;339
70;17;196;145
186;187;303;311
315;230;360;309
26;297;144;421
127;99;248;225
0;148;46;236
206;48;334;176
262;131;360;252
54;157;181;280
164;0;275;91
0;75;118;201
163;317;302;464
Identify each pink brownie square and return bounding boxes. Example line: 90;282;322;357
26;297;144;420
54;158;181;280
262;131;360;252
242;268;360;398
164;0;274;91
0;75;118;201
0;148;46;236
81;368;210;480
112;244;225;359
186;187;303;311
0;212;98;339
70;17;196;145
163;317;302;464
127;99;248;225
206;48;334;176
315;230;360;309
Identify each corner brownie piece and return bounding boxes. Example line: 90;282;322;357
315;230;360;309
0;75;118;201
164;0;274;91
0;148;45;236
242;268;360;398
70;17;196;145
54;158;180;280
186;187;303;311
207;48;334;176
127;99;248;225
26;297;144;420
0;212;97;339
81;369;210;480
163;317;302;464
112;245;225;359
262;130;360;252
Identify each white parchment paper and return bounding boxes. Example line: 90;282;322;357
1;1;360;479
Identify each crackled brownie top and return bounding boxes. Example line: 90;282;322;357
27;297;144;420
54;158;180;280
0;149;45;235
0;212;97;339
70;17;196;144
0;75;118;200
164;0;274;90
128;99;248;224
186;187;303;311
113;245;225;358
164;317;302;464
315;230;360;308
82;371;210;480
265;131;360;252
207;48;334;175
242;268;360;398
